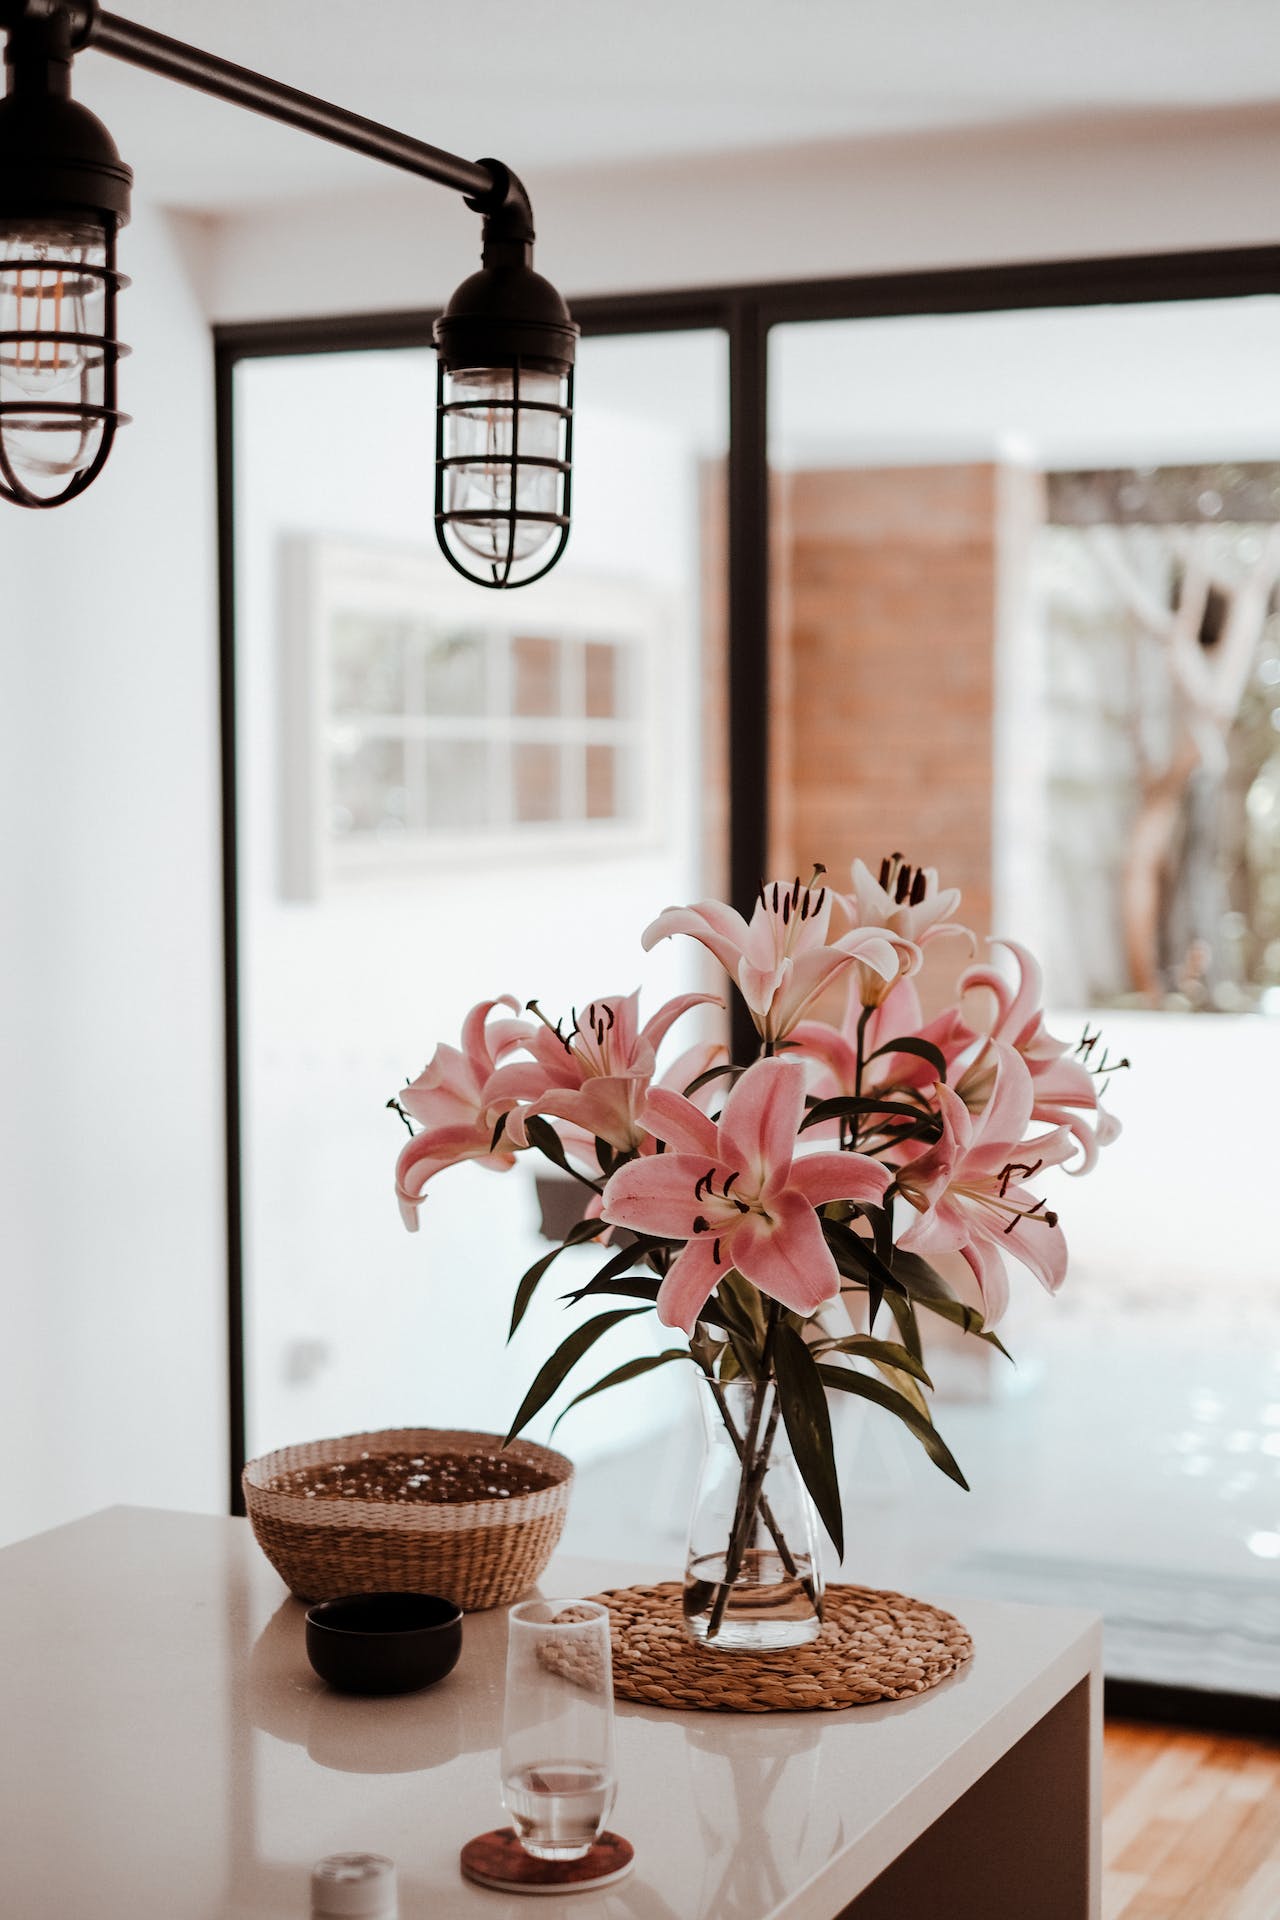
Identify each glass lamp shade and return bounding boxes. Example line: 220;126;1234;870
435;360;572;588
0;215;128;507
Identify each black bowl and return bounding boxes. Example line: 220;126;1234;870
305;1592;463;1696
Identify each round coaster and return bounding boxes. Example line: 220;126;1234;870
460;1829;634;1895
589;1581;972;1713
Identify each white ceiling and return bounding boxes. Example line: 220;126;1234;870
67;0;1280;213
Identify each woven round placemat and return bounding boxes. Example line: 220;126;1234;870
589;1582;972;1713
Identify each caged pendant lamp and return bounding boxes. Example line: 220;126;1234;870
434;163;576;588
0;3;131;507
0;0;577;587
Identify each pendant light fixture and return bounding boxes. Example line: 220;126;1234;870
0;4;130;506
434;166;576;588
0;0;578;586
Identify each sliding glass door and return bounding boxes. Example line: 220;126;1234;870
768;294;1280;1702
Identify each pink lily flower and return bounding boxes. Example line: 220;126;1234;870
395;997;534;1230
482;989;718;1154
555;1038;733;1238
642;876;907;1047
790;977;975;1107
846;853;973;948
960;941;1120;1172
837;855;973;1009
600;1055;891;1336
896;1048;1074;1325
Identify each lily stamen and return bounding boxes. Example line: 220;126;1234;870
998;1157;1044;1197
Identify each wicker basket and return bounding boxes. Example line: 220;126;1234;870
242;1427;574;1611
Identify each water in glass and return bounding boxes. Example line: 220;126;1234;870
501;1598;616;1861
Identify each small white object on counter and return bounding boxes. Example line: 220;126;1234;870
311;1852;397;1918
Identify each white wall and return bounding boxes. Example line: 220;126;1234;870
0;203;224;1545
202;106;1280;324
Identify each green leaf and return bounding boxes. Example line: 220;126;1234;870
508;1218;604;1341
564;1239;655;1303
550;1349;692;1433
713;1276;760;1345
593;1136;619;1180
856;1118;941;1155
817;1363;969;1490
865;1035;948;1081
866;1202;895;1271
915;1292;1014;1361
719;1269;767;1344
882;1287;924;1364
821;1217;907;1296
680;1061;747;1100
800;1095;940;1135
504;1307;654;1446
890;1248;960;1303
815;1336;933;1388
563;1274;663;1310
523;1115;602;1192
773;1323;844;1558
873;1359;930;1420
689;1324;722;1373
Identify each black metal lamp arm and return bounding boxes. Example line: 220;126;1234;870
0;0;573;577
0;0;532;231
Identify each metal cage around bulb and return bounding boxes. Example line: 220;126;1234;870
0;216;130;507
434;355;574;589
433;202;578;589
0;3;133;509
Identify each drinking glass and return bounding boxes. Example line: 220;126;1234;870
501;1598;616;1861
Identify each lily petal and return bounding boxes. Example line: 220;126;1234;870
732;1191;841;1317
531;1079;644;1151
642;899;753;975
601;1152;736;1240
959;1234;1012;1324
718;1055;807;1186
640;1086;721;1158
787;1150;891;1208
395;1125;513;1228
656;1235;736;1336
638;990;722;1056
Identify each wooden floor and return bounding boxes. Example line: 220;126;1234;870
1104;1721;1280;1919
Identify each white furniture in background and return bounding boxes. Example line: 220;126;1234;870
0;1508;1101;1918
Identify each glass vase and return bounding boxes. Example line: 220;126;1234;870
683;1374;824;1651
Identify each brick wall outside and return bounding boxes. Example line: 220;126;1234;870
774;465;1001;952
699;460;1037;1008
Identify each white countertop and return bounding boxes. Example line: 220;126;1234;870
0;1507;1101;1919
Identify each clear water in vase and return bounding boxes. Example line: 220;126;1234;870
684;1546;823;1649
683;1376;825;1652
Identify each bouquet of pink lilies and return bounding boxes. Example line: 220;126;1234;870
390;856;1122;1586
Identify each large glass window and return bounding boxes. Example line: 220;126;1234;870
228;275;1280;1709
234;331;728;1472
768;296;1280;1699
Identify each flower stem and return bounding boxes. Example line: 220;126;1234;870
705;1303;781;1641
703;1374;817;1609
852;1003;874;1149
